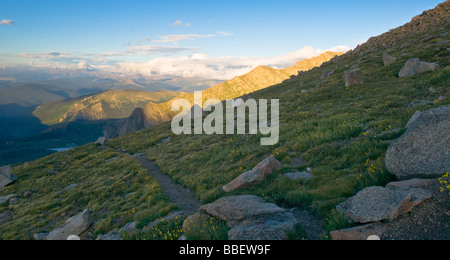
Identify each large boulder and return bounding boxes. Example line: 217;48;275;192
47;209;93;240
385;106;450;180
344;69;364;87
200;195;297;240
336;186;432;224
399;58;439;77
223;156;282;192
0;165;18;188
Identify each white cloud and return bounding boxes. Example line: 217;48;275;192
152;34;216;43
173;20;183;27
111;45;350;80
184;23;192;28
0;19;13;26
151;31;233;43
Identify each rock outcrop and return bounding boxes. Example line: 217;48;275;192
398;58;440;77
0;166;17;188
344;69;364;87
336;186;432;224
47;209;93;240
223;156;282;192
383;53;397;66
385;106;450;180
199;195;297;240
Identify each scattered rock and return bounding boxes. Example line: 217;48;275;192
95;137;106;145
201;196;285;223
65;183;78;191
344;69;365;87
161;137;172;144
119;221;137;233
385;106;450;180
9;197;19;205
105;156;120;163
383;53;397;66
320;69;335;79
23;191;34;197
331;223;388;240
33;232;49;240
0;165;18;188
200;195;297;240
285;171;313;180
399;58;440;77
100;232;120;241
408;100;434;107
336;186;432;224
48;168;59;176
0;194;17;205
96;231;121;241
223;156;282;192
47;209;93;240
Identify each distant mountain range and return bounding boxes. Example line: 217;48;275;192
108;51;343;137
33;90;183;125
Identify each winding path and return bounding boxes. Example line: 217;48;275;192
132;154;202;215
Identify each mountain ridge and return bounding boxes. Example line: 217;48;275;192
33;89;183;125
110;51;343;137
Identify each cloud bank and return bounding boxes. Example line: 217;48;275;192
112;45;351;80
0;19;13;25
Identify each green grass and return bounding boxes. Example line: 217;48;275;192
3;22;449;240
0;144;175;240
107;24;449;238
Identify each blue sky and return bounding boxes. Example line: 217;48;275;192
0;0;445;79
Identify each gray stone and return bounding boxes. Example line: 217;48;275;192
96;231;121;241
383;53;397;66
201;196;285;224
47;209;93;240
119;221;137;233
9;197;19;205
228;211;298;240
95;137;106;145
399;58;440;77
105;156;119;163
48;168;59;176
23;191;34;197
407;100;434;107
399;58;421;77
200;195;297;240
0;165;17;188
344;69;364;87
386;106;450;179
419;62;440;74
161;137;172;144
331;223;388;240
320;69;335;79
223;156;282;192
64;183;78;191
33;232;49;240
336;186;432;224
285;171;313;180
0;194;17;205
